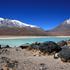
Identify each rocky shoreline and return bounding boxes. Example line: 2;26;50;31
0;40;70;70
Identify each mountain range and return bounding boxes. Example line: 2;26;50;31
47;19;70;36
0;18;47;36
0;17;70;36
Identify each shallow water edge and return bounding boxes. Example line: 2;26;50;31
0;36;70;39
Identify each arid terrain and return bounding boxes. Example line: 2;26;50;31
0;47;70;70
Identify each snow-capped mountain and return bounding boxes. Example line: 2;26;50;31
47;19;70;36
51;19;70;31
0;18;47;36
0;18;38;28
64;18;70;24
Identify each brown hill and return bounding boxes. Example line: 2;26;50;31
47;19;70;36
0;27;47;36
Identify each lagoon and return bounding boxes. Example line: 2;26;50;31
0;36;70;47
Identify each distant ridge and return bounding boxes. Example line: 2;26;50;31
47;19;70;36
0;18;47;36
1;17;70;36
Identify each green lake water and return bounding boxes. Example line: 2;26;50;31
0;37;70;47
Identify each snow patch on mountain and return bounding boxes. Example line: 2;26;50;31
11;20;37;27
0;18;4;21
66;18;70;24
63;18;70;24
0;17;38;28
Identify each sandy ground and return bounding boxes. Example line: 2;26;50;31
0;48;70;70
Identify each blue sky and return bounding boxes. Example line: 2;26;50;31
0;0;70;30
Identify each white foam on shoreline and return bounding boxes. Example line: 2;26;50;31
0;36;70;39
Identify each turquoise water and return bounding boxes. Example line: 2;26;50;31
0;37;70;47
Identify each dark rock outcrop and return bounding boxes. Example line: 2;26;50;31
3;45;10;48
19;43;30;49
57;40;67;47
58;46;70;62
39;41;62;55
67;40;70;45
30;42;41;50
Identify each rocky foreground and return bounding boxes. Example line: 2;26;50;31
0;40;70;70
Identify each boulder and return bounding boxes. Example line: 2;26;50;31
58;46;70;62
31;44;40;50
57;40;67;47
19;43;30;49
39;41;62;55
30;42;41;50
67;40;70;46
0;45;1;49
1;45;10;48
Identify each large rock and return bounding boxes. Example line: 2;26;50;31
67;40;70;46
30;42;41;50
39;41;62;54
19;43;30;49
0;45;1;49
1;45;10;48
57;40;67;47
0;45;10;49
58;46;70;62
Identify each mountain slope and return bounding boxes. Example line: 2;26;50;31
0;18;47;36
0;18;38;28
47;19;70;36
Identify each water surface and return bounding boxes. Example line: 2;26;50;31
0;36;70;47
